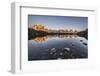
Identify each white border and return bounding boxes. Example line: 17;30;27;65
11;2;97;74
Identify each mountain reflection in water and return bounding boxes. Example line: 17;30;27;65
28;35;88;61
32;35;78;43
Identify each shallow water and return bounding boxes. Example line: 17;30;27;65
28;35;88;61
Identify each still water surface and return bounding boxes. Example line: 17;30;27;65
28;35;88;61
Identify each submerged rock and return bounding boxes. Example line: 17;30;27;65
71;43;74;46
59;52;63;56
80;40;83;42
49;48;57;55
83;42;87;45
64;48;70;51
50;48;56;52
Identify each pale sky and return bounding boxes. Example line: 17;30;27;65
28;15;88;31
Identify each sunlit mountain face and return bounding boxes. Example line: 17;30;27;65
28;15;88;61
32;24;79;33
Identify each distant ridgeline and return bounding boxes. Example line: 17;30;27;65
28;24;88;40
77;29;88;39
